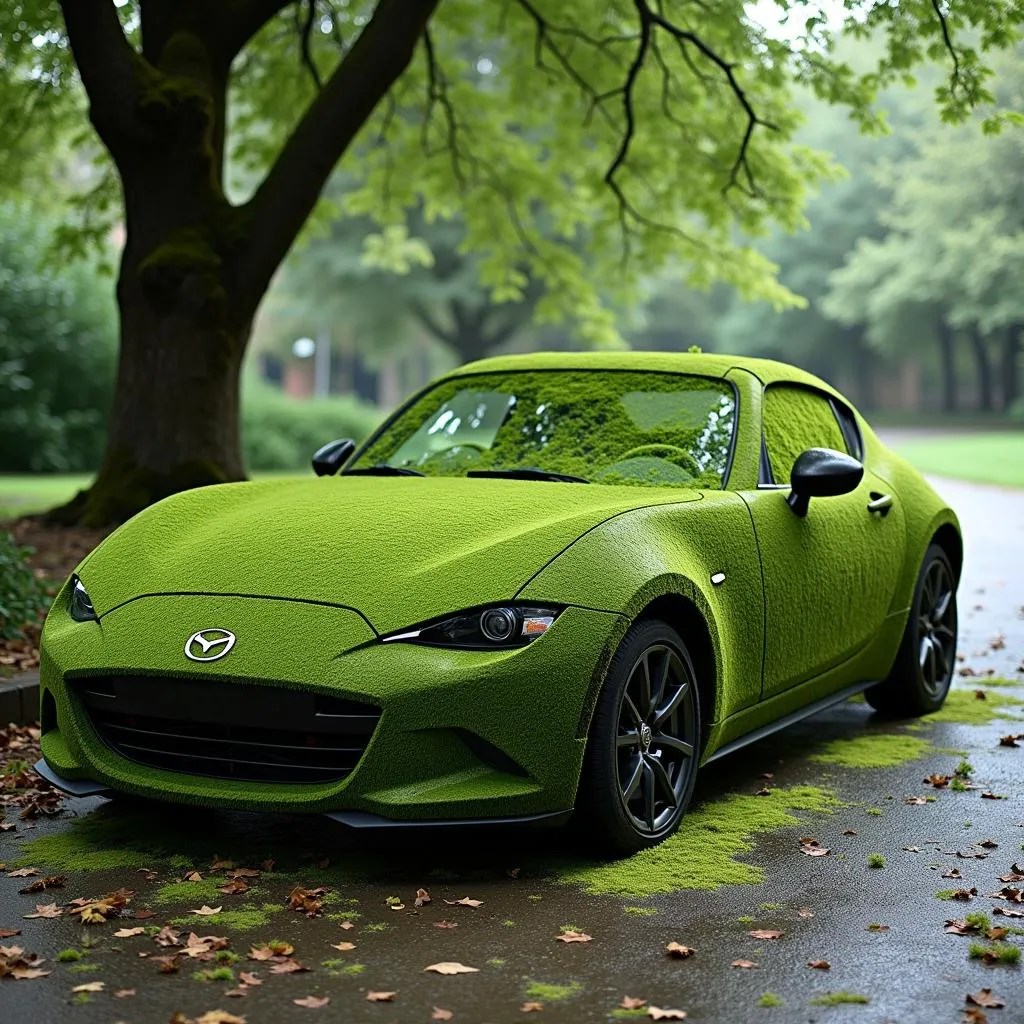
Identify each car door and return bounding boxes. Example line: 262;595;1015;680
739;384;907;699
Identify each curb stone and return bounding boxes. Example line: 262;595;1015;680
0;669;39;726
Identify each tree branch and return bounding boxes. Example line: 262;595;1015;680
299;0;323;89
930;0;962;99
237;0;440;309
58;0;143;154
409;298;455;344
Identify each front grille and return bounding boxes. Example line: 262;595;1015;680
72;675;380;784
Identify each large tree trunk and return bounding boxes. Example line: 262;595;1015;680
1002;323;1022;412
936;319;957;413
52;0;439;526
967;326;994;412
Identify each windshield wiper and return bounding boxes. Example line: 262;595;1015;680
466;468;589;484
343;465;425;477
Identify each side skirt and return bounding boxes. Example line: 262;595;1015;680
703;680;876;764
324;809;573;829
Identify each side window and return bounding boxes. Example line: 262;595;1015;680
829;397;863;460
762;386;848;485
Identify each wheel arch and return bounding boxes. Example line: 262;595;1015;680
931;522;963;584
636;594;717;747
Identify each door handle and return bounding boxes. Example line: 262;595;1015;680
867;492;893;516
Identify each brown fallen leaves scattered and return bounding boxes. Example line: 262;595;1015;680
993;906;1024;918
945;918;998;937
366;990;396;1002
521;1002;544;1013
22;903;61;920
950;888;979;901
648;1008;687;1020
966;989;1005;1009
170;1012;246;1024
330;942;356;952
989;886;1024;904
747;930;783;940
556;930;592;944
69;887;134;924
415;888;432;907
731;959;758;969
998;864;1024;883
0;943;49;980
621;997;647;1009
0;725;62;820
190;905;223;917
999;733;1024;748
288;886;328;917
17;874;65;894
432;1008;454;1021
799;837;829;857
925;773;951;788
665;942;695;959
904;796;928;805
71;980;105;993
424;962;480;975
806;960;831;970
444;897;483;909
113;926;145;938
293;995;330;1008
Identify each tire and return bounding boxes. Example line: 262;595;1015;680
575;619;701;856
866;543;958;716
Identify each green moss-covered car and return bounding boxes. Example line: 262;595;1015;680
35;352;961;854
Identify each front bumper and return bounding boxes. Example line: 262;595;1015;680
38;592;623;821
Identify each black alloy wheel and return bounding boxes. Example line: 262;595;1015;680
867;543;958;716
577;619;701;854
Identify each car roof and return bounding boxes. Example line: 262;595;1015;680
450;350;844;398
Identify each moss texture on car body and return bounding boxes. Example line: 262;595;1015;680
36;351;958;826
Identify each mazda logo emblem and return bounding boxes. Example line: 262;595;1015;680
185;629;236;663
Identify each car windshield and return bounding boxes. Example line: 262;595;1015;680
351;370;736;488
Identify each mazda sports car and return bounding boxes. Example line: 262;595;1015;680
36;352;961;853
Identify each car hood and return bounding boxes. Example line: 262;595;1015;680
79;476;700;633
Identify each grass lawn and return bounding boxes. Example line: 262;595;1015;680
893;432;1024;488
0;474;94;519
0;471;307;520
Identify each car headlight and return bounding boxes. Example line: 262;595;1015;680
68;574;98;622
382;605;560;649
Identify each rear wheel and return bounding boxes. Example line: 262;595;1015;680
866;543;957;716
576;619;701;855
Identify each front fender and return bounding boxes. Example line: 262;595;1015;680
516;492;765;735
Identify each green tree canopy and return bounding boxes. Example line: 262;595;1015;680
0;0;1020;522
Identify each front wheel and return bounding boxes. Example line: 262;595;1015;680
866;543;958;716
575;619;701;856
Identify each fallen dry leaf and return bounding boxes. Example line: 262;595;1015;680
951;888;978;901
152;955;180;973
114;927;145;938
6;868;38;878
183;870;203;882
998;864;1024;883
621;997;648;1009
557;930;592;944
962;983;1003;1007
731;959;758;969
842;829;858;836
22;903;61;920
366;991;396;1002
807;960;831;970
521;1003;544;1013
239;971;261;986
339;921;355;931
946;918;984;936
189;905;223;917
0;929;20;939
648;1008;687;1020
288;886;328;917
797;908;814;919
747;930;783;940
444;897;483;909
925;774;951;788
330;942;356;952
432;1009;453;1021
114;988;135;998
943;869;963;879
866;923;889;932
219;879;250;896
424;962;480;975
978;839;999;849
993;907;1024;918
195;1013;246;1024
18;874;65;894
294;996;331;1008
433;921;458;929
269;959;310;974
988;887;1024;903
999;734;1024;748
904;796;928;805
71;981;105;993
665;942;695;959
799;837;829;857
981;791;1006;800
415;888;431;907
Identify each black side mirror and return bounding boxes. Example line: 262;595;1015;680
312;438;356;477
786;447;863;517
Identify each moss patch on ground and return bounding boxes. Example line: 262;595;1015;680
809;733;931;768
168;904;284;931
154;878;226;906
524;980;583;1002
924;687;1024;725
553;786;840;898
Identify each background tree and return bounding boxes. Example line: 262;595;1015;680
2;0;1020;523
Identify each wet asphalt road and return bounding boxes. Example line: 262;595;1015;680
2;475;1024;1024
